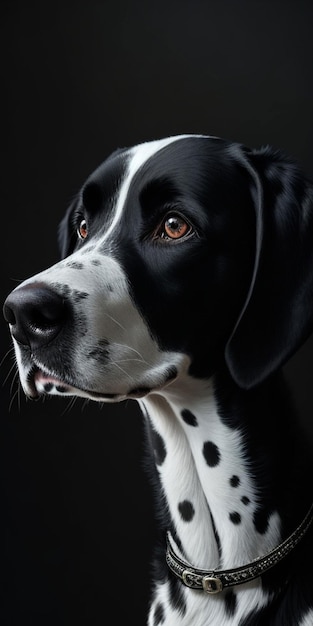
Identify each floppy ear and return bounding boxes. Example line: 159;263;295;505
225;146;313;389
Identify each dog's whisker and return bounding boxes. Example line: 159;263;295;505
103;313;126;331
111;362;136;382
111;343;148;361
61;395;78;416
2;361;18;389
8;386;20;413
0;347;15;369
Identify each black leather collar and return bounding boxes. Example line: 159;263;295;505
166;503;313;594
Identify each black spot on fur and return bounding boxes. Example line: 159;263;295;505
168;574;187;616
153;602;165;625
178;500;195;522
241;496;250;505
88;340;110;365
44;383;53;392
73;289;89;302
253;508;270;534
229;511;241;525
91;258;101;266
230;475;240;487
66;261;84;269
203;441;221;467
225;590;237;616
151;429;166;466
181;408;198;426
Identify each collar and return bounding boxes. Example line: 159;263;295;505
166;503;313;594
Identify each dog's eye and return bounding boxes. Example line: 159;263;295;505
77;219;88;240
160;214;192;240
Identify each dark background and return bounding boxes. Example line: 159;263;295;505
1;1;313;624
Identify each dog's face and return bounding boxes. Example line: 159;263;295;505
4;135;313;400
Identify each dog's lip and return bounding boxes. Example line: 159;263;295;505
26;364;179;402
27;366;123;401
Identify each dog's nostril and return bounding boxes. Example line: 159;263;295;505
3;282;67;349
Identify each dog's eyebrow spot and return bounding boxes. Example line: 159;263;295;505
224;590;237;617
181;408;198;426
230;475;240;487
202;441;221;467
229;511;241;525
178;500;195;522
150;428;166;466
152;602;165;625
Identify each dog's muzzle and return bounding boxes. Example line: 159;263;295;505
3;282;67;350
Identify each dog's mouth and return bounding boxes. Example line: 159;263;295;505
26;364;178;402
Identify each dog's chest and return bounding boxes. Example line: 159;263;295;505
140;382;280;624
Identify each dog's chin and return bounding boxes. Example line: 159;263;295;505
23;364;178;403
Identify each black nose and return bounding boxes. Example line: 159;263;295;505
3;282;67;350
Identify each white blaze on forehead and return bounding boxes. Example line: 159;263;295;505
102;133;207;242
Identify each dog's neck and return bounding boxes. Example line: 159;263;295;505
140;366;309;573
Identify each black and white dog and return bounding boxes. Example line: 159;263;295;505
3;135;313;625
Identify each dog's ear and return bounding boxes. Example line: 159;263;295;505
58;197;78;259
225;147;313;389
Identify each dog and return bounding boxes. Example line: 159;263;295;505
3;134;313;625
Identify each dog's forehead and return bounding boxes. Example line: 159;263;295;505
88;134;212;240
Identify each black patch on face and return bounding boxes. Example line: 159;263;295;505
178;500;195;522
203;441;221;467
229;511;241;525
230;475;240;487
168;573;187;617
82;181;103;213
153;602;165;625
181;408;198;426
87;340;110;365
112;137;256;380
224;590;237;616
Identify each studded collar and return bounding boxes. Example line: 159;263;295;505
166;502;313;594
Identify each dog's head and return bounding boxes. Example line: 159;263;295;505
3;135;313;401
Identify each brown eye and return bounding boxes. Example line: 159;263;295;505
77;219;88;240
163;214;191;240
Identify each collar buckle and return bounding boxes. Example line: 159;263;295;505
202;575;223;594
